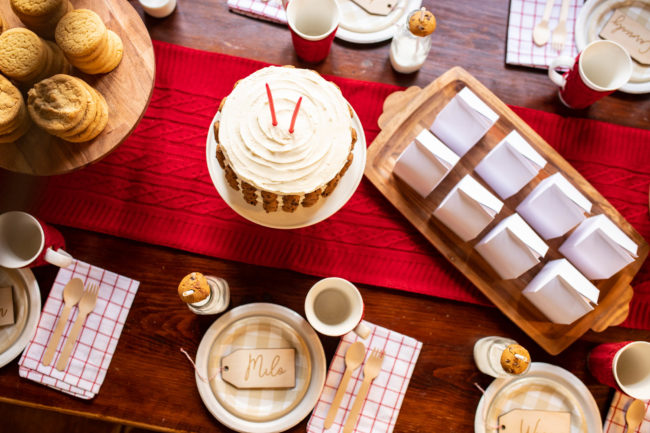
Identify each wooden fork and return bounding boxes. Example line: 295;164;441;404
55;283;99;371
551;0;570;52
343;349;385;433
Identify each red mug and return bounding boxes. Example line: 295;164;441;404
286;0;339;63
588;341;650;400
548;40;632;109
0;211;73;268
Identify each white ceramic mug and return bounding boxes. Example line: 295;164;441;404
305;277;370;338
613;341;650;400
0;211;73;269
548;40;632;109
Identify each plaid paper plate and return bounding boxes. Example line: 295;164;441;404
475;362;602;433
208;315;312;422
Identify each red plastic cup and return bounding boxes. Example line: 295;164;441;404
0;211;73;268
588;341;650;400
286;0;339;63
548;40;632;109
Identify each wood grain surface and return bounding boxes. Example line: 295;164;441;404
366;67;649;355
0;1;649;432
0;0;154;176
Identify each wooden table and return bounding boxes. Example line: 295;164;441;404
1;0;649;432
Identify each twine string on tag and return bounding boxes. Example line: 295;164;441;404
180;348;220;383
474;382;501;432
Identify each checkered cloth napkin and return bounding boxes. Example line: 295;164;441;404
18;259;139;399
603;391;650;433
506;0;581;69
306;321;422;433
227;0;287;24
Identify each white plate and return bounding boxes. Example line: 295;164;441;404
474;363;602;433
205;107;366;230
335;0;422;44
0;268;40;368
575;0;650;94
195;303;326;433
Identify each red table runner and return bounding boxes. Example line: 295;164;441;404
17;41;650;329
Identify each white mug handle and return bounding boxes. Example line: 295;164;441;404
44;248;74;268
354;322;371;339
548;56;574;88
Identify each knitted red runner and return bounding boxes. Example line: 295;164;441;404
20;41;650;329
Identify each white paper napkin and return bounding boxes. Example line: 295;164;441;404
18;259;139;399
475;130;546;199
306;321;422;433
476;213;549;279
433;175;503;241
430;87;499;157
559;214;638;280
227;0;287;24
523;258;599;324
506;0;580;69
604;391;650;433
393;129;459;197
517;173;591;240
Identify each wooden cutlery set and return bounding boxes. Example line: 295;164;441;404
41;278;98;370
532;0;571;50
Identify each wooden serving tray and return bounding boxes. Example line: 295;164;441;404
0;0;155;175
365;67;649;355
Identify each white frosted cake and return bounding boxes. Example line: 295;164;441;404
214;66;357;213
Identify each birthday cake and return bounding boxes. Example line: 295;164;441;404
214;66;357;213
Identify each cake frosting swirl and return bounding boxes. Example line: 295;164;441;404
218;66;354;199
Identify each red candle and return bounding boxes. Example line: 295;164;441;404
289;97;302;134
265;83;278;126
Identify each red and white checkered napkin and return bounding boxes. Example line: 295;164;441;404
18;259;139;399
603;391;650;433
506;0;580;69
306;321;422;433
227;0;287;24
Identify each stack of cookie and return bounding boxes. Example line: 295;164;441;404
0;28;70;86
0;74;31;143
28;74;108;143
55;9;123;75
10;0;73;39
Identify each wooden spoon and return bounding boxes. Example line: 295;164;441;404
323;341;366;429
625;399;645;432
41;278;84;366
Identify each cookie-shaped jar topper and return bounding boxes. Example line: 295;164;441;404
178;272;211;304
500;344;531;375
408;7;436;37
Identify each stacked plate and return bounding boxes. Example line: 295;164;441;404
576;0;650;94
0;268;41;368
195;303;326;433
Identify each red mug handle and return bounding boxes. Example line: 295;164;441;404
31;219;73;268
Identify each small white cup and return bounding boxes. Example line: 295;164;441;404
613;341;650;400
305;277;370;338
139;0;177;18
0;211;73;269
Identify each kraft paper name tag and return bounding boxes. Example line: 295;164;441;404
498;409;571;433
600;10;650;66
351;0;397;16
0;287;14;326
221;348;295;389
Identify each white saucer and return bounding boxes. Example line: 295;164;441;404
205;107;366;229
195;303;326;433
474;363;602;433
0;268;41;368
335;0;422;44
575;0;650;94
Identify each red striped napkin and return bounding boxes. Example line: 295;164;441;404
307;322;422;433
603;391;650;433
227;0;287;24
18;260;139;399
506;0;580;69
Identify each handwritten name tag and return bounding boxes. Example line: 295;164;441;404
221;348;295;389
498;409;571;433
351;0;397;16
0;287;14;326
600;10;650;66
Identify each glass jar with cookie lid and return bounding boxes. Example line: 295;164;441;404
177;272;230;315
473;336;531;378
